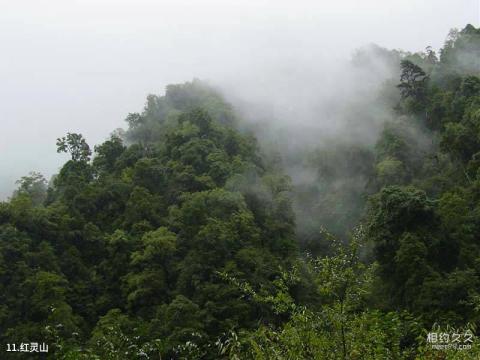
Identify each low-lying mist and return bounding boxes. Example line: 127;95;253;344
210;43;405;242
1;0;476;200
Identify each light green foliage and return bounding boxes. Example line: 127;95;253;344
216;233;419;359
13;172;48;207
376;157;405;185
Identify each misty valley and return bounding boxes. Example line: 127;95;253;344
1;24;480;359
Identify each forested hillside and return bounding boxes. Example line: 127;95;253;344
1;25;480;359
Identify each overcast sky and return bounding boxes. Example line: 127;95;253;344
1;0;479;199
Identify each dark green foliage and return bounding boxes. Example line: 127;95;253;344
397;59;429;111
56;133;92;162
12;172;47;207
0;81;298;359
2;25;480;359
366;25;480;328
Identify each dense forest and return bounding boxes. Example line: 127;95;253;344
1;25;480;359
